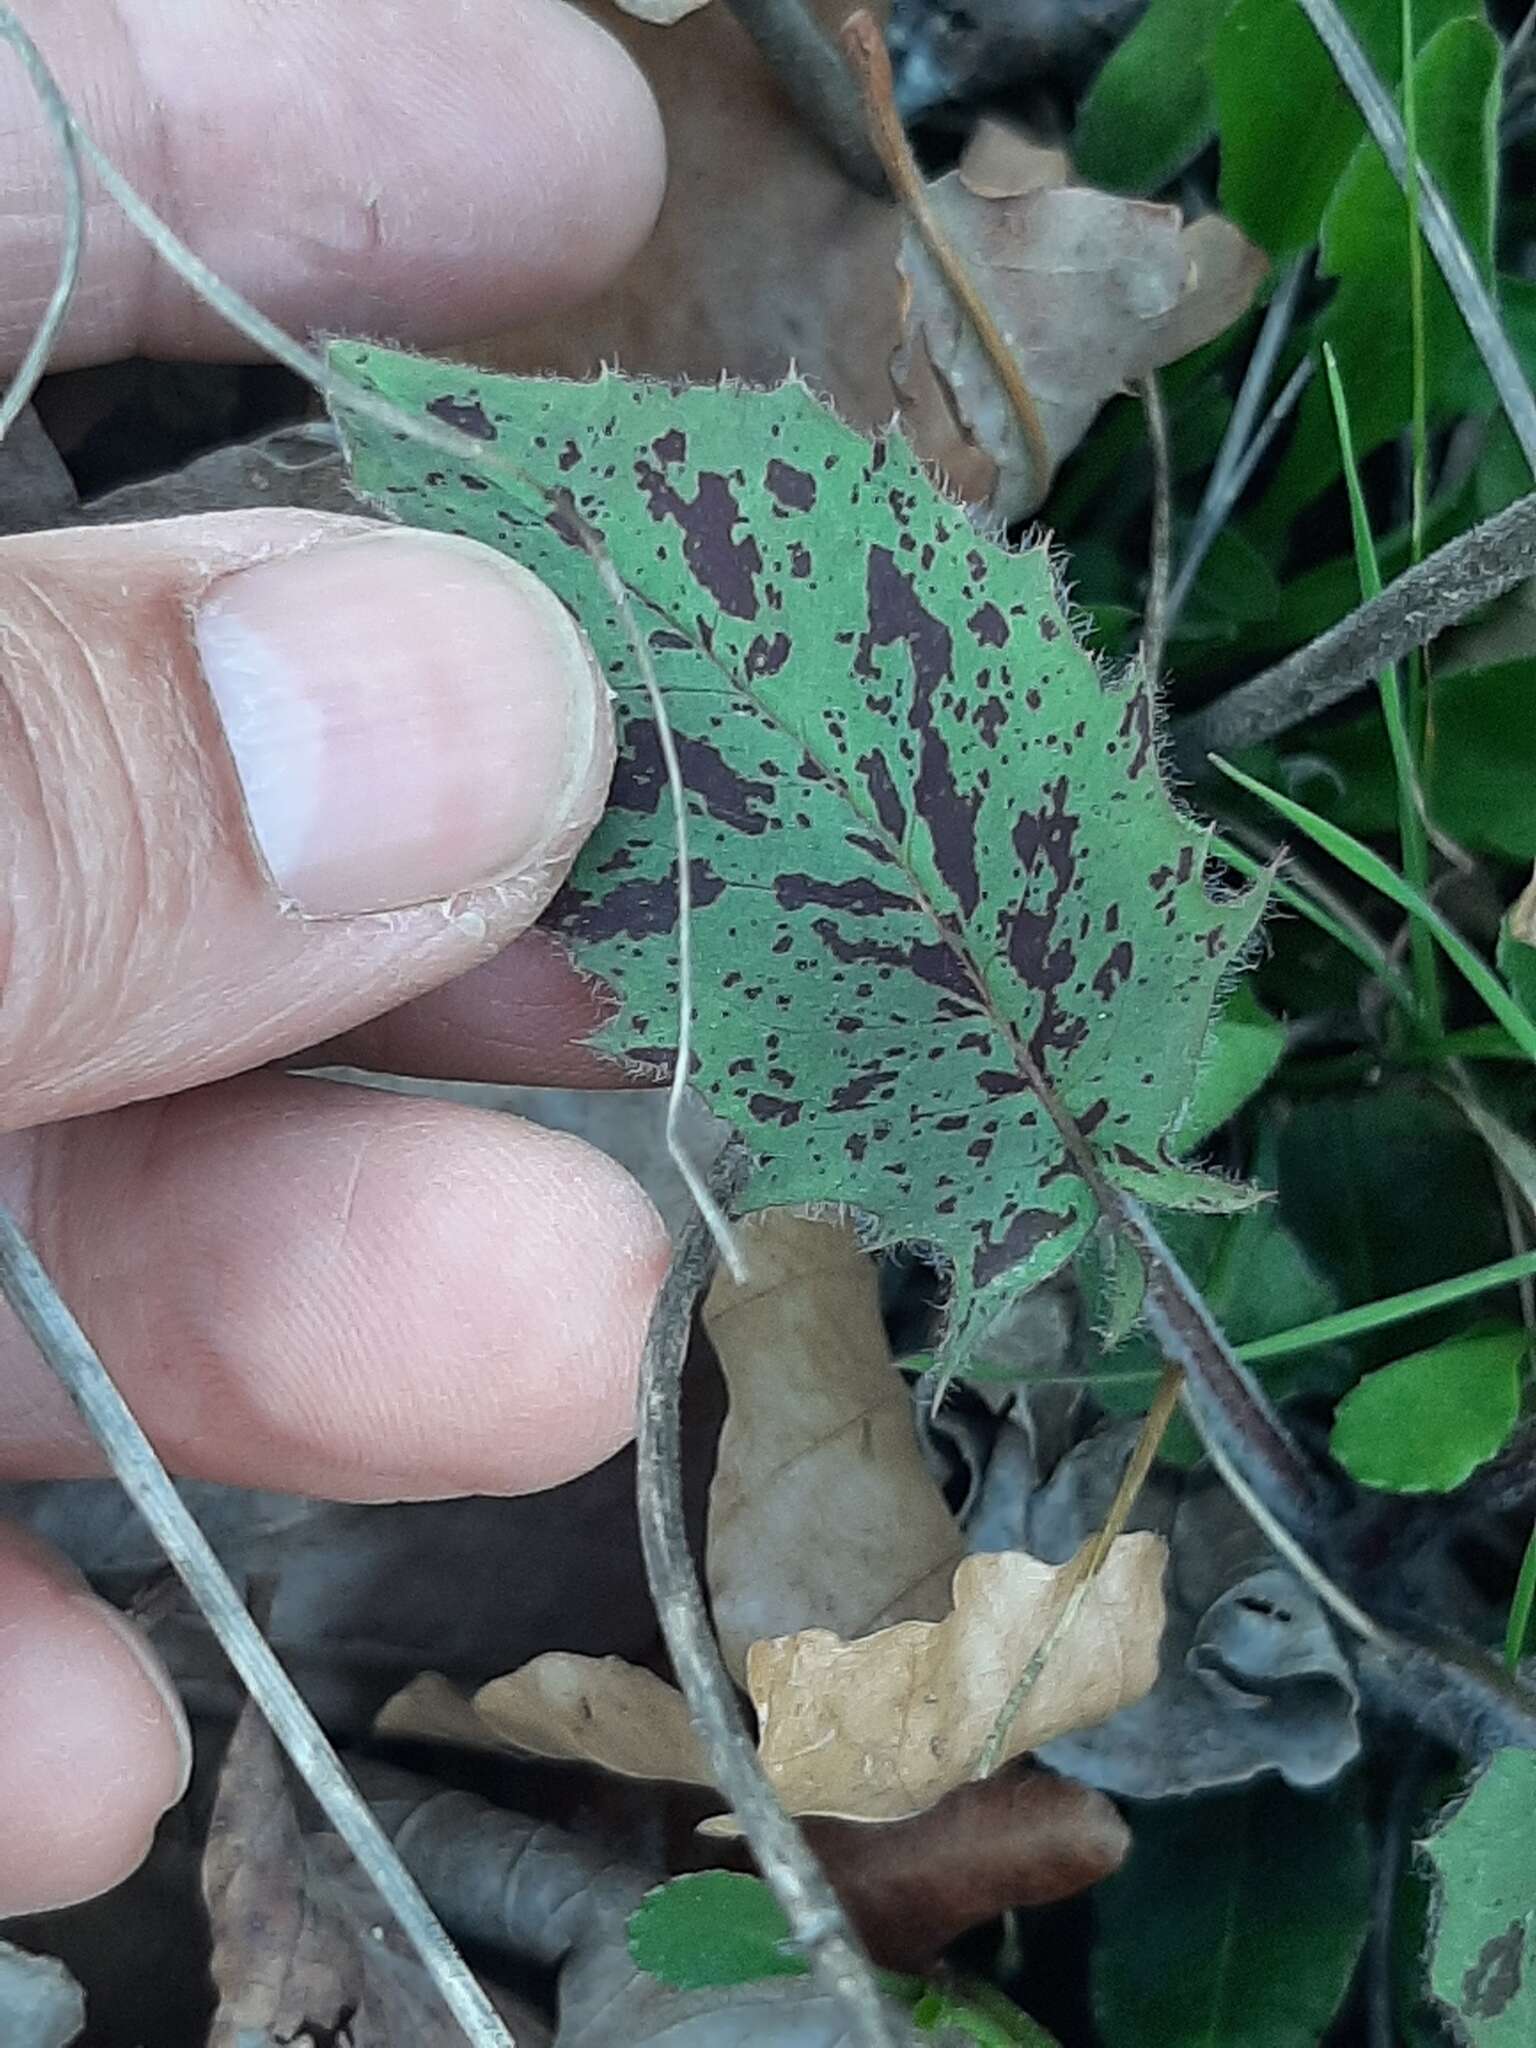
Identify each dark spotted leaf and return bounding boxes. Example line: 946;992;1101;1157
332;353;1263;1359
1425;1751;1536;2048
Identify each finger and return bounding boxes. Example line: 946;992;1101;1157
0;1523;190;1916
0;1072;668;1498
311;927;633;1090
0;512;615;1132
1;0;664;371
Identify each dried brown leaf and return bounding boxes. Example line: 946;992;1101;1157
803;1766;1130;1971
449;1537;1164;1828
204;1702;465;2046
738;1538;1165;1823
895;128;1266;516
704;1212;963;1682
472;1653;713;1787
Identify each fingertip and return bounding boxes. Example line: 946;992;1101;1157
0;1528;189;1915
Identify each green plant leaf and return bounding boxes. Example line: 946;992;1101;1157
626;1872;807;1989
1277;1090;1511;1364
1210;0;1473;257
1263;15;1501;524
1093;1778;1371;2048
1073;0;1225;194
1287;660;1536;863
1176;983;1286;1151
333;352;1266;1359
1425;1751;1536;2046
1329;1325;1525;1492
1500;916;1536;1018
913;1978;1061;2045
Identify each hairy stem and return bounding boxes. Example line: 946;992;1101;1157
1172;491;1536;767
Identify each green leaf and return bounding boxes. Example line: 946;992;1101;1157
1176;983;1286;1152
1211;0;1474;257
1287;661;1536;863
1277;1090;1510;1364
1500;918;1536;1019
1073;0;1225;194
1093;1778;1371;2048
1263;16;1501;523
333;353;1266;1360
913;1978;1061;2046
627;1872;807;1989
1425;1752;1536;2046
1329;1325;1525;1492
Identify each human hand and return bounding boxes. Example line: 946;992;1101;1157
0;0;668;1916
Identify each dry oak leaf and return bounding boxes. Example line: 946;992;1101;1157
896;121;1267;515
393;1536;1166;1827
704;1211;964;1684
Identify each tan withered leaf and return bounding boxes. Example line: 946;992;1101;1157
740;1538;1165;1823
205;1702;465;2046
704;1212;963;1683
895;121;1267;516
388;1536;1165;1827
472;1654;713;1787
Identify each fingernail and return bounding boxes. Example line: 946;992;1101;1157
194;529;606;915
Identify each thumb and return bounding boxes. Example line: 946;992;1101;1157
0;512;612;1131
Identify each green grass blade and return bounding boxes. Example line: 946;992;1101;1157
1236;1247;1536;1364
1323;342;1440;1033
1214;757;1536;1062
1507;1520;1536;1670
1213;834;1413;1007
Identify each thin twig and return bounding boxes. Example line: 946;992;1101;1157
971;1365;1181;1780
0;1209;514;2048
1172;490;1536;768
1167;354;1315;631
1169;259;1309;639
840;9;1053;506
724;0;887;194
634;1147;903;2048
1138;375;1172;682
1292;0;1536;474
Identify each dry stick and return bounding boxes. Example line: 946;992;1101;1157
0;1213;515;2048
840;9;1054;508
972;1365;1182;1780
1167;354;1315;634
1167;259;1309;633
724;0;887;195
1172;489;1536;768
1138;374;1172;682
634;1148;903;2048
1293;0;1536;473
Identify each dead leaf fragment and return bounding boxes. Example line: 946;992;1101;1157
742;1537;1165;1823
804;1766;1130;1970
895;125;1266;514
704;1212;963;1682
391;1537;1164;1828
473;1653;713;1786
205;1701;469;2045
1511;866;1536;949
